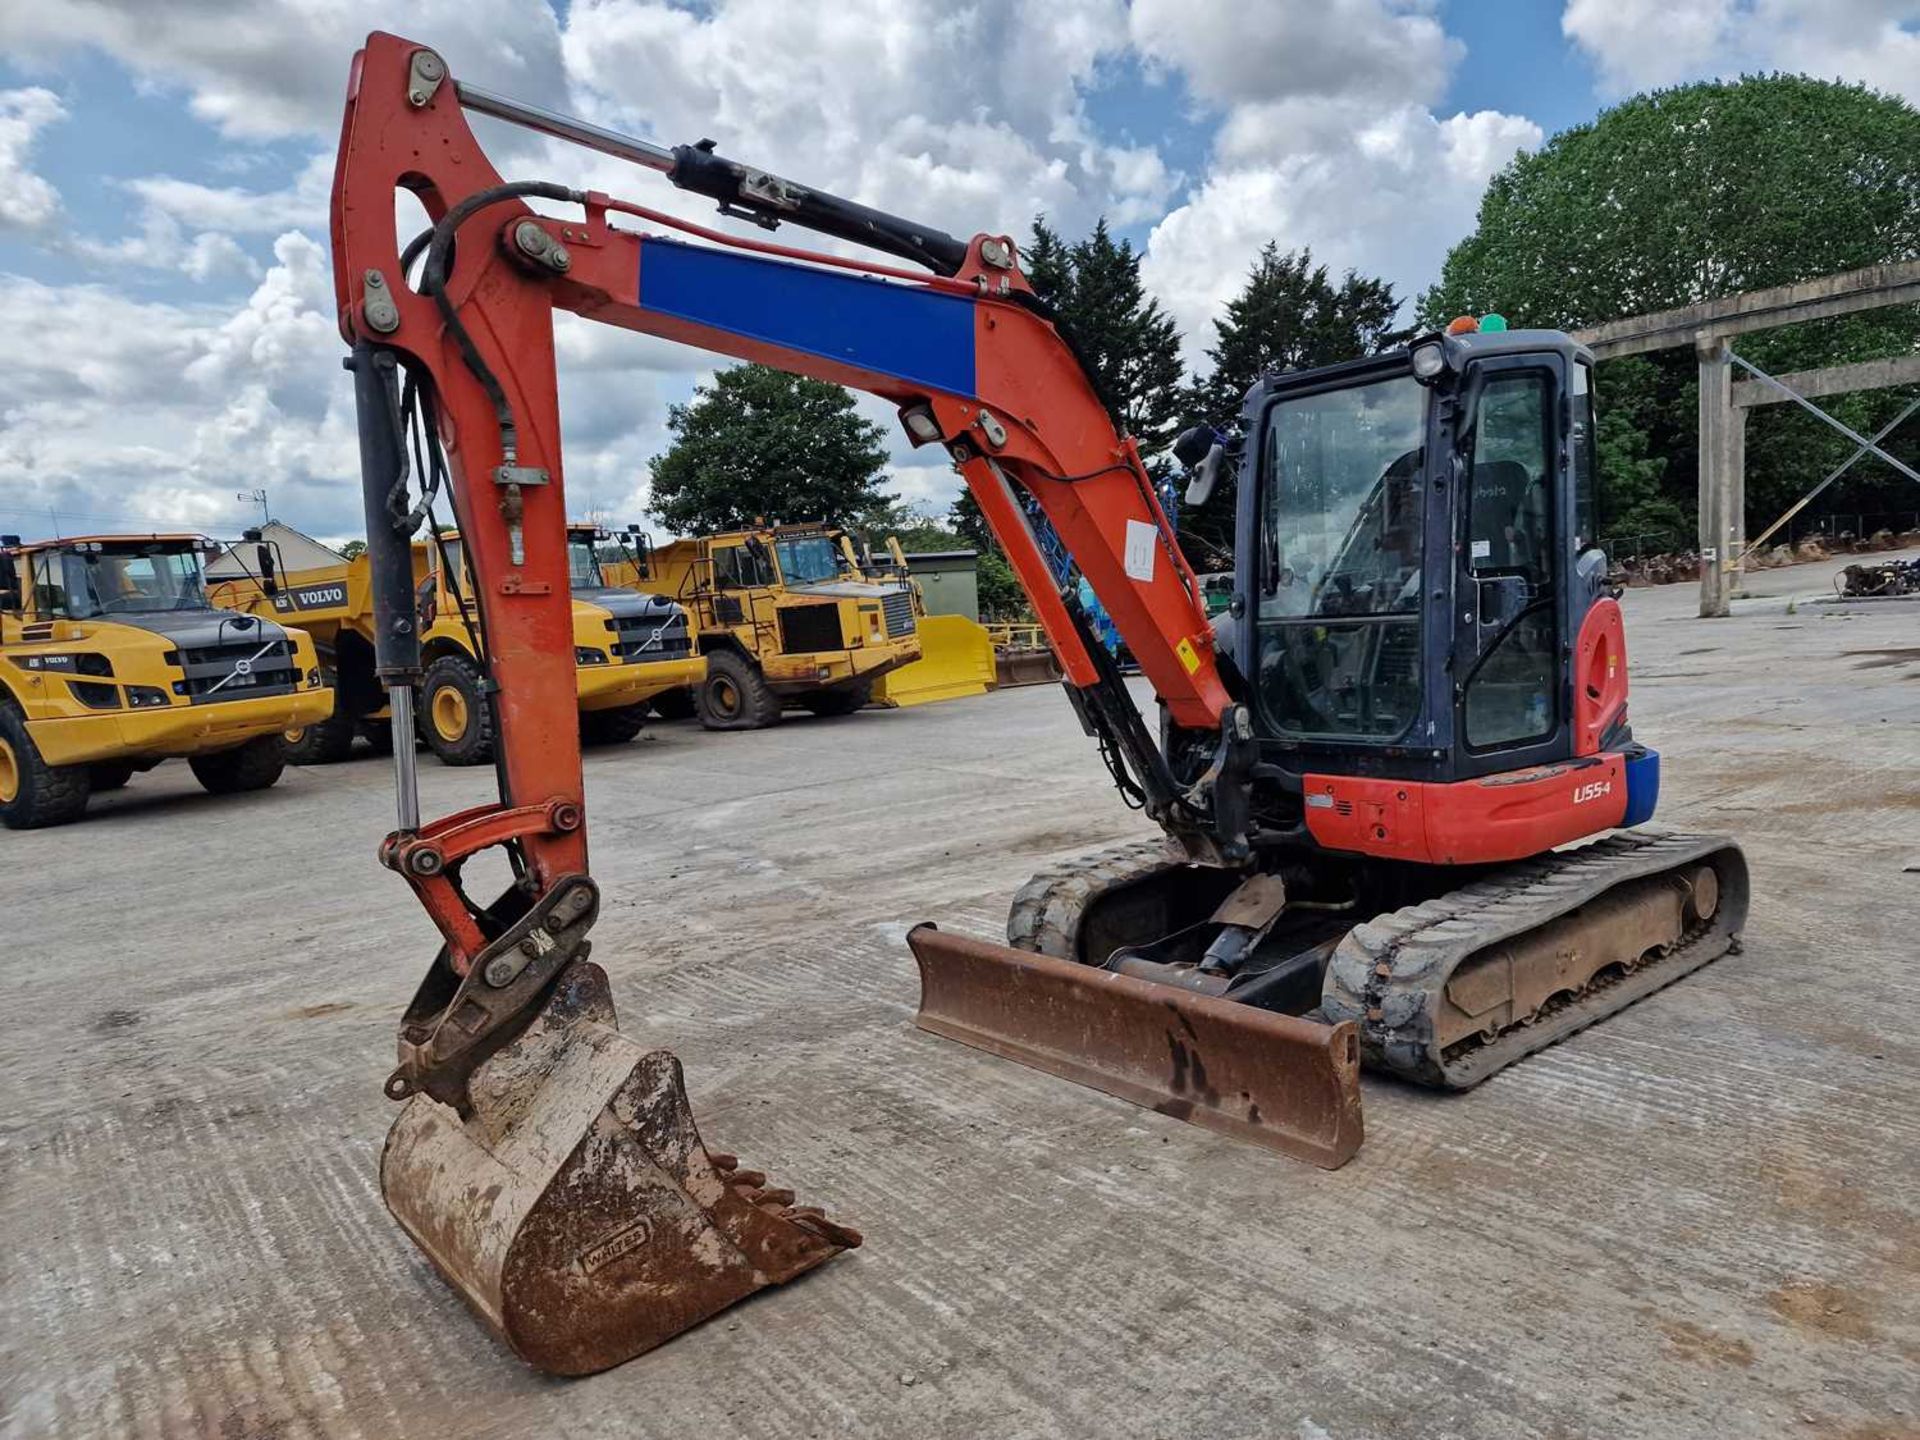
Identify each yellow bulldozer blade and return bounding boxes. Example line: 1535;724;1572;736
873;615;996;707
908;925;1363;1169
381;961;860;1376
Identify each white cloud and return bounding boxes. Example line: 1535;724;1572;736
0;1;570;140
0;234;359;538
559;0;1162;242
1132;1;1538;364
1564;0;1920;104
0;0;1555;540
1130;0;1459;107
124;152;332;235
0;87;66;234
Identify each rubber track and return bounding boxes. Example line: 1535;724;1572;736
1006;837;1184;961
1320;830;1747;1090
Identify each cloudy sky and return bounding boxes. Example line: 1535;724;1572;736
0;0;1914;546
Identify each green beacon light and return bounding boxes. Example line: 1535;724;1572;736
1479;313;1509;333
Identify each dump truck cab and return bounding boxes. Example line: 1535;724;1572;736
647;522;924;728
0;533;330;827
211;526;701;766
413;527;701;762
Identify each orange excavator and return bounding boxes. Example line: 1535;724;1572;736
332;33;1748;1375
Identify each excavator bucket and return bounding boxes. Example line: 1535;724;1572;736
381;962;860;1376
908;926;1364;1169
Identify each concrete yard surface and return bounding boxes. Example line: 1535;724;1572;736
3;550;1916;1440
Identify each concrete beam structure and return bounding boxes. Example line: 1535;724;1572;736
1731;352;1920;409
1572;261;1920;361
1697;339;1736;617
1571;262;1920;616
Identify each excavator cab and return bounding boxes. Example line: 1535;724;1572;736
1238;328;1614;789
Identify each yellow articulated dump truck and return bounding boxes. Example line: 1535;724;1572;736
0;533;331;828
214;524;701;766
637;523;924;728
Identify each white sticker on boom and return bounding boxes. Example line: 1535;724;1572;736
1471;539;1491;560
1124;519;1157;583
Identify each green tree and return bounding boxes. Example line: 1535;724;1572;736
1196;244;1402;426
1026;216;1188;463
1590;357;1688;548
338;539;367;561
648;365;890;534
1182;245;1400;554
1422;75;1920;540
923;215;1192;620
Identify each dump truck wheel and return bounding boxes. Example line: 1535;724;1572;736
696;650;780;730
0;705;92;829
649;688;697;721
798;681;871;717
281;701;357;765
420;654;494;765
188;736;286;795
581;703;647;747
88;763;136;791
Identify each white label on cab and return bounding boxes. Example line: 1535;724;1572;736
1471;539;1491;560
1124;520;1157;583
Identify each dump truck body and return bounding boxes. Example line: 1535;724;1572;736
0;533;330;827
641;524;922;727
214;528;702;763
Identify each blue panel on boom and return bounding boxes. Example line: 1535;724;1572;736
638;239;977;398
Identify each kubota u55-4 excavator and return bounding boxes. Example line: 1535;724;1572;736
331;33;1748;1375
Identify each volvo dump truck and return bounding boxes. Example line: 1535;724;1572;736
640;522;922;727
328;34;1747;1375
215;524;701;764
0;533;330;828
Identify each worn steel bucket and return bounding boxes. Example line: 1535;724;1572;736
908;925;1363;1169
382;961;859;1375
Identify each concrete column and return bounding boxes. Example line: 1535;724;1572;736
1729;407;1749;597
1696;338;1733;617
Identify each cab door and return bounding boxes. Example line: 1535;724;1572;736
1451;355;1575;778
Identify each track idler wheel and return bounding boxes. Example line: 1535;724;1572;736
380;961;859;1375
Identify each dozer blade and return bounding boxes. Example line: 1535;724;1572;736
909;925;1363;1169
381;961;860;1376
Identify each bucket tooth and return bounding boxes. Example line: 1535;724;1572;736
380;961;858;1376
908;924;1363;1169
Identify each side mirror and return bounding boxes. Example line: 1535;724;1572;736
1185;444;1226;508
1171;425;1215;468
256;543;279;597
0;556;17;612
1173;423;1226;508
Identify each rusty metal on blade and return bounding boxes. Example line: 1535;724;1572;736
381;961;859;1376
907;925;1363;1169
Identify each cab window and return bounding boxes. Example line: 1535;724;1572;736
1571;361;1597;553
711;543;772;590
1463;371;1557;749
1255;372;1428;741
